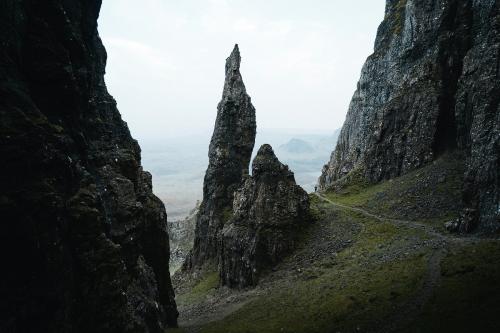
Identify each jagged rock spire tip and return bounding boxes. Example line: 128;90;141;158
226;43;241;73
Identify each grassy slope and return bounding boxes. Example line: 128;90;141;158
201;211;430;333
409;241;500;332
174;154;500;332
324;152;465;228
176;270;219;306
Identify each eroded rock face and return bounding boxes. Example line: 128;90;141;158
0;0;177;331
319;0;499;233
220;145;310;288
186;45;257;269
168;204;198;273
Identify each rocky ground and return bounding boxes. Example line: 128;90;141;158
172;158;500;332
169;205;198;273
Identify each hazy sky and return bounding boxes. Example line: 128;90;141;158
98;0;386;139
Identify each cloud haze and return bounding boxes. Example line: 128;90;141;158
98;0;385;139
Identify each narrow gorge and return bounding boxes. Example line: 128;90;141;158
1;0;499;332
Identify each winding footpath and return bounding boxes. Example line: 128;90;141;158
313;192;446;332
177;193;498;332
313;192;500;332
312;193;486;245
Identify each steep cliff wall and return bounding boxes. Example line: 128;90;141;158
0;1;177;331
319;0;499;233
220;145;310;288
186;45;257;269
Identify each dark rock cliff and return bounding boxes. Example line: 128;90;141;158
319;0;499;233
220;145;310;288
0;0;177;331
185;45;257;269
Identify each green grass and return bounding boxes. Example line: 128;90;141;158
337;211;398;260
409;241;500;332
308;194;324;221
323;152;464;227
392;0;408;35
176;270;220;306
168;328;187;333
175;157;500;332
324;178;391;207
199;211;429;333
201;259;427;333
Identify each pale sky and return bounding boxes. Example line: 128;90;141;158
98;0;386;140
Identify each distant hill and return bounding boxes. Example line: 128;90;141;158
141;128;341;219
315;128;340;152
279;138;315;154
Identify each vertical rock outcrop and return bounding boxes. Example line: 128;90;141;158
0;0;177;331
185;47;311;286
220;145;310;288
185;45;257;269
319;0;499;233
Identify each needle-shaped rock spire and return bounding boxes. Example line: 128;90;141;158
186;44;257;269
222;44;246;98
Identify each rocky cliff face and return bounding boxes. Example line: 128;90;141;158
186;45;257;269
319;0;499;233
168;204;198;273
220;145;310;288
0;1;177;331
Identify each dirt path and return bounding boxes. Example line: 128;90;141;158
175;198;359;332
313;193;449;331
314;193;441;233
176;194;497;332
312;193;500;331
313;193;484;245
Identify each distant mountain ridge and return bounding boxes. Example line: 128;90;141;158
141;128;340;220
